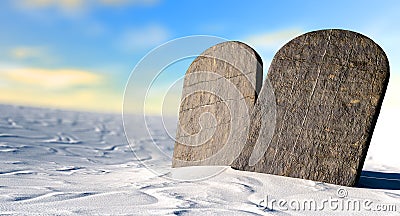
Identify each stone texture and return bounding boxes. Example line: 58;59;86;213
232;29;390;186
172;41;263;168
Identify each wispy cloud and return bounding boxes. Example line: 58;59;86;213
0;66;121;112
242;28;303;72
118;24;170;51
17;0;159;13
99;0;159;7
245;28;303;51
10;46;45;59
9;46;57;64
18;0;85;13
0;67;102;89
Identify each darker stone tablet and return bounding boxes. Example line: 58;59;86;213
172;41;263;168
232;29;389;186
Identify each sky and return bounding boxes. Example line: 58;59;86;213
0;0;399;114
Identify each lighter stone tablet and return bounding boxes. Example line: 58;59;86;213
172;41;263;168
232;29;389;186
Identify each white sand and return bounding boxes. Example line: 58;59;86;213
0;104;398;215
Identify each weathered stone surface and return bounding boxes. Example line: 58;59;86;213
232;29;390;186
172;41;263;168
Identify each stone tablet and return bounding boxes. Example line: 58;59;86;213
232;29;389;186
172;41;263;168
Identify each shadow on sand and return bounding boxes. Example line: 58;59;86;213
357;171;400;190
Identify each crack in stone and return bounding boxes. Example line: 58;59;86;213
179;95;254;113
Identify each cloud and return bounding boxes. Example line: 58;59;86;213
118;25;170;51
244;28;303;51
10;46;45;59
242;28;303;76
17;0;159;13
9;46;57;64
18;0;85;12
0;66;121;113
99;0;159;7
0;67;102;89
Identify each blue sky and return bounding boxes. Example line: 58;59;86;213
0;0;399;113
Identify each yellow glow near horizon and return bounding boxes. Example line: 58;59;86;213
0;67;122;113
0;66;181;115
0;87;122;113
0;68;102;89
